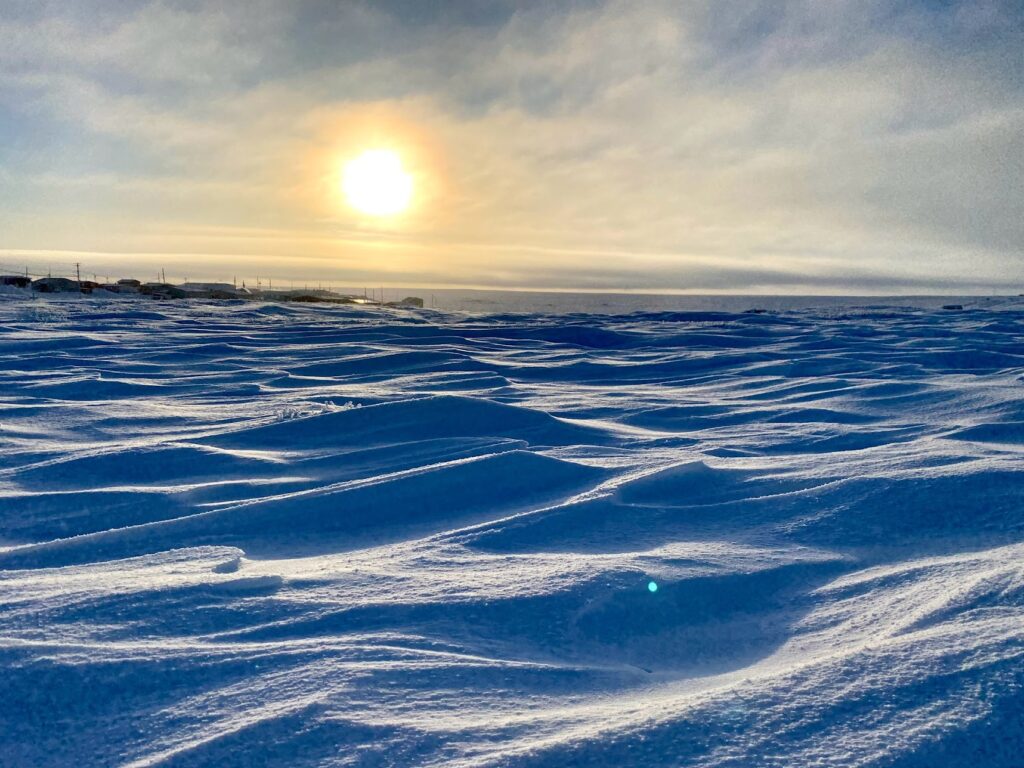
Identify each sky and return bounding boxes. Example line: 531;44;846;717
0;0;1021;293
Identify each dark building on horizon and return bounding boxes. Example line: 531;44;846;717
32;277;80;293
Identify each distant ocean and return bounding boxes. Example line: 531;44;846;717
380;288;1022;315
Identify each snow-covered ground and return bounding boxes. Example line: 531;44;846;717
1;298;1022;766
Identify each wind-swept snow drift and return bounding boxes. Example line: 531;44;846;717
0;299;1022;766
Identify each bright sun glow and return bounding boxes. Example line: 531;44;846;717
342;149;413;216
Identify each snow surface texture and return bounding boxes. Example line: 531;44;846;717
1;298;1022;767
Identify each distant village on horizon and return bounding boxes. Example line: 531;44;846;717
0;271;426;308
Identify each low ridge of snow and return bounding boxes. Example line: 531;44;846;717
1;297;1022;766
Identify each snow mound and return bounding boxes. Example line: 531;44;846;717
201;394;608;451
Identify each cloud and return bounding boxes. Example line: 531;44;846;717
0;0;1021;292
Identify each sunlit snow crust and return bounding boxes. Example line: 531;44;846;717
1;298;1022;766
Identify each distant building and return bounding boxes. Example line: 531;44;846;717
113;279;141;293
177;282;245;299
140;283;187;300
386;296;425;308
32;277;80;293
0;276;31;288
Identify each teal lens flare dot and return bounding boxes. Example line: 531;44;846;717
648;580;658;593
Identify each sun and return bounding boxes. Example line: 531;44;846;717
341;149;413;217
